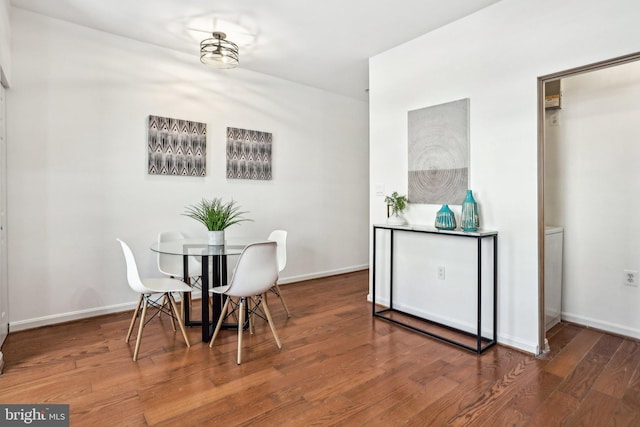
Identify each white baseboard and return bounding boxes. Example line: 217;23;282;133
367;293;538;355
9;265;369;332
9;292;201;333
371;298;495;338
9;301;139;332
497;333;539;355
277;264;369;285
561;312;640;340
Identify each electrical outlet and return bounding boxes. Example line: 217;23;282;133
438;266;445;280
624;270;638;287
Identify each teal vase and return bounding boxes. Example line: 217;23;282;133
461;190;479;232
435;205;456;230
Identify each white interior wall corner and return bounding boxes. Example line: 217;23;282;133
6;9;369;328
368;0;640;353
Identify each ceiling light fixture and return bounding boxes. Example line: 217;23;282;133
200;32;239;69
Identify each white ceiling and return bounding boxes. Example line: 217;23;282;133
10;0;502;101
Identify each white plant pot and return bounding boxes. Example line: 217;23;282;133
386;214;407;226
208;230;225;246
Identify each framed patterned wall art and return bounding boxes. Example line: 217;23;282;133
226;127;272;180
148;115;206;176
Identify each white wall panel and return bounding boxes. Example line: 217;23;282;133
7;9;369;329
0;0;10;85
369;0;640;353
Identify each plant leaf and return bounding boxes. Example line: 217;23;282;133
183;198;252;231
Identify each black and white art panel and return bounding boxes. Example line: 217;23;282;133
226;127;272;180
408;98;469;205
148;115;206;176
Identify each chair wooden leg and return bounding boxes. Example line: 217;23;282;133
261;294;282;349
168;293;190;348
166;293;177;332
274;284;291;318
209;296;230;347
179;292;186;321
186;285;195;313
133;297;149;361
126;295;143;343
158;294;168;318
248;297;254;335
237;297;245;364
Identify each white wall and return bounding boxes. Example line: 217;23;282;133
0;0;9;360
0;0;10;85
369;0;640;353
7;9;369;330
545;60;640;338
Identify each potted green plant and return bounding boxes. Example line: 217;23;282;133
384;191;408;225
183;197;252;245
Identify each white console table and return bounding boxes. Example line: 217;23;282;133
372;224;498;354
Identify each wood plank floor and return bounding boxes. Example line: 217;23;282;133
1;270;640;426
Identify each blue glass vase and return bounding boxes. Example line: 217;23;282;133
461;190;479;232
435;204;456;230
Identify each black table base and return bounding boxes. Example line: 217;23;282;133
181;254;236;342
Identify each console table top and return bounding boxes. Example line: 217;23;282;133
373;223;498;237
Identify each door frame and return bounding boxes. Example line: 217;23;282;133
537;51;640;353
0;82;7;352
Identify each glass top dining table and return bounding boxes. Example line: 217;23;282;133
150;237;258;342
150;237;249;257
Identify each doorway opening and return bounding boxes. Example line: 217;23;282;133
537;52;640;353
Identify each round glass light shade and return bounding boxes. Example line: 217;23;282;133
200;32;239;69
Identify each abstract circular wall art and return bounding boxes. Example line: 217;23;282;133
407;98;469;205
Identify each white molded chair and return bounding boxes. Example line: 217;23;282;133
157;231;202;315
157;231;202;282
117;238;192;361
209;241;282;364
267;230;291;317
